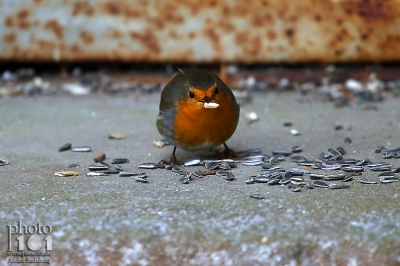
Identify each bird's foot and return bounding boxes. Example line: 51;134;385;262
169;154;180;166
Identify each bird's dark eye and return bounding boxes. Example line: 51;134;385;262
188;91;195;98
215;87;219;94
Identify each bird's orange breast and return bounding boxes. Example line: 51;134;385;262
172;94;238;150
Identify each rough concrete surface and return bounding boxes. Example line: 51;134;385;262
0;91;399;266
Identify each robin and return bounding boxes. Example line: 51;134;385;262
156;69;240;165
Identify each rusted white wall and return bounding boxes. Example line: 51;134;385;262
1;0;400;63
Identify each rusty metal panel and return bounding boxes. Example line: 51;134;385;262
1;0;400;63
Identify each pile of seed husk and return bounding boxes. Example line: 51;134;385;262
135;145;399;190
241;146;400;192
56;141;399;191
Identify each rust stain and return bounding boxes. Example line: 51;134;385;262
3;33;16;43
72;1;94;16
80;30;94;45
340;0;396;20
14;9;31;29
130;31;160;54
102;1;142;17
44;19;64;39
71;44;80;53
16;9;29;20
267;30;277;41
37;40;57;50
4;17;13;27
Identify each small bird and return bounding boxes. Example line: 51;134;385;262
156;69;240;164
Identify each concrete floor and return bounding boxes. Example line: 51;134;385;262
0;91;399;265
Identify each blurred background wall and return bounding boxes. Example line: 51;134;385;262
1;0;400;64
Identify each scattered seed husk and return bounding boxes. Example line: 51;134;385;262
93;153;106;162
108;132;125;140
268;179;281;185
283;122;292;127
381;147;400;153
103;169;120;174
115;165;123;171
382;153;394;159
380;177;399;184
321;162;342;170
324;173;346;181
216;171;230;177
297;160;315;166
88;164;110;171
290;129;300;136
291;155;307;163
280;179;291;185
180;173;191;184
111;158;129;164
245;112;259;123
290;168;310;175
225;172;236;181
250;193;265;199
309;174;324;180
312;180;329;188
292;187;302;192
139;162;157;169
329;183;350;189
54;171;78;177
245;177;256;184
392;167;400;173
153;139;170;148
98;161;110;167
67;164;79;168
135;177;148;183
344;137;352;144
219;161;231;170
119;172;141;177
172;165;182;173
192;171;203;178
378;172;395;178
342;166;364;172
197;169;218;176
205;160;222;170
358;178;378;184
272;150;292;156
254;177;270;183
369;166;391;171
71;146;91;152
87;172;109;176
343;175;354;182
183;158;201;167
153;140;165;148
356;159;372;166
242;160;263;166
367;162;390;168
58;143;72;152
236;148;263;157
0;159;9;166
292;146;303;153
290;177;305;182
165;164;174;170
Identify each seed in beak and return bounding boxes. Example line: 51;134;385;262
204;102;219;109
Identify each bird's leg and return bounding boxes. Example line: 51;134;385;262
169;146;180;165
221;143;236;159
